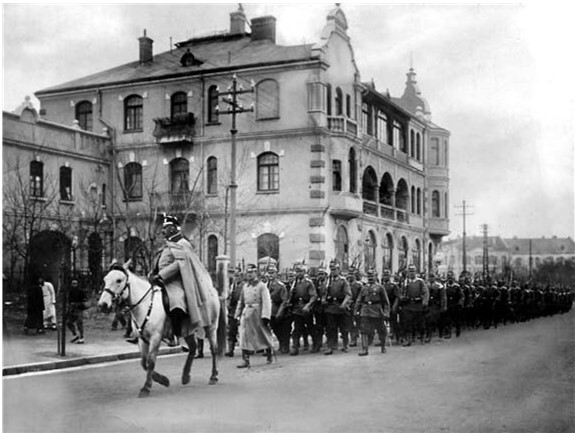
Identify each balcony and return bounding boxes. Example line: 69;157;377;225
327;116;358;137
396;209;409;223
380;204;395;220
330;193;362;220
153;113;195;145
363;201;378;217
428;218;450;236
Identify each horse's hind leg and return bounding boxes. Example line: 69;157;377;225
182;335;197;385
152;371;170;387
206;327;219;385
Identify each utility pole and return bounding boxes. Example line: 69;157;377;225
216;74;254;268
455;200;473;276
481;224;489;280
528;238;533;279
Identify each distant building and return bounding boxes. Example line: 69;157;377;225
13;5;451;277
435;235;575;279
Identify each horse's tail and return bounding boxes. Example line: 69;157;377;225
216;298;227;356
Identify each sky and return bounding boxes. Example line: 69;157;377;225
2;1;574;241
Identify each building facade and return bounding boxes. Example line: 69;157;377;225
30;5;450;275
2;100;112;290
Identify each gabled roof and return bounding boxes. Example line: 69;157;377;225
36;34;317;96
504;237;575;255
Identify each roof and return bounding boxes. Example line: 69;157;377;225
504;237;575;255
442;236;510;252
36;34;317;95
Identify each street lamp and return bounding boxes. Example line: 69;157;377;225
59;235;78;356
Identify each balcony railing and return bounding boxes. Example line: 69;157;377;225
363;201;378;216
396;209;409;223
153;113;195;145
327;116;358;137
380;204;395;220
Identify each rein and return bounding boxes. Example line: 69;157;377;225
104;272;157;343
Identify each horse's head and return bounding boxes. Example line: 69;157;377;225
98;263;130;313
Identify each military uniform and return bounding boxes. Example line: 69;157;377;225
287;266;318;355
322;262;352;354
444;275;464;337
355;271;391;355
398;266;429;346
425;276;446;341
381;271;400;345
267;266;290;354
225;269;244;357
346;269;363;347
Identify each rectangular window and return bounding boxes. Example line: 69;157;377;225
430;138;440;166
29;161;43;198
362;103;373;136
346;94;351;117
257;153;279;192
307;82;325;112
332;160;342;192
377;111;388;144
60;166;72;201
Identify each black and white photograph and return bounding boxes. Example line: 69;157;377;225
2;2;574;432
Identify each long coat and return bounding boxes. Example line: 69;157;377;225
153;234;216;334
235;280;273;351
42;281;56;322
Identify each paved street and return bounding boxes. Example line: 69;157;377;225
3;308;573;433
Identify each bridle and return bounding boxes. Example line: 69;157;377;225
102;266;156;342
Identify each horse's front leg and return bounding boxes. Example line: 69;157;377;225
139;340;153;398
139;337;168;397
182;335;197;385
206;328;219;385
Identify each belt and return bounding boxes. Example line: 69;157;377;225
409;297;422;302
366;301;381;305
245;303;259;308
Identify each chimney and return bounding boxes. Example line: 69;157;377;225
251;16;276;42
230;5;247;35
138;29;154;64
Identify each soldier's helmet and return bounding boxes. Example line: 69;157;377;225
162;214;181;229
329;260;340;270
366;269;377;279
317;265;327;275
407;264;416;272
428;271;436;278
447;270;454;278
267;264;278;274
382;269;391;276
245;263;258;273
294;263;307;272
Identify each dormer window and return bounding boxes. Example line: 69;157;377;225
180;49;203;67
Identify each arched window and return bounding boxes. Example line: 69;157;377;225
346;94;351;117
257;152;279;192
417;188;422;215
335;226;349;268
124;162;142;200
379;172;394;206
395;179;409;210
208;85;219;123
60;166;72;201
170;158;189;196
256;79;279;119
364;230;377;270
207;156;218;195
326;84;332;115
348;148;357;193
335;87;343;116
75;101;93;131
411;186;416;213
399;237;409;271
124;95;143;131
257;233;279;262
207;235;218;277
332;160;342;192
383;233;393;272
171;92;187;119
432;190;440;217
361;166;378;201
416;133;421;161
30;160;44;197
413;239;421;272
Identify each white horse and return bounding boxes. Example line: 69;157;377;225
98;261;226;398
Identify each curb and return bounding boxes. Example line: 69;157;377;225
2;347;184;377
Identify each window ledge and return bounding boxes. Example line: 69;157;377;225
205;121;221;126
122;197;143;203
205;193;218;198
29;196;47;202
256;116;280;122
256;190;279;195
123;129;143;134
59;199;75;206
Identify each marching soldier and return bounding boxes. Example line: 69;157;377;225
398;264;429;346
346;266;363;347
267;264;290;354
381;269;400;345
225;266;244;357
425;272;447;341
322;260;352;355
355;269;391;356
444;271;464;337
312;264;328;352
287;264;318;355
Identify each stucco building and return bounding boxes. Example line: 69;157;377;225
27;5;450;275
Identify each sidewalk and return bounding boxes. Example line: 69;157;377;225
2;305;183;376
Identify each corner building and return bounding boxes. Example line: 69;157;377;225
35;5;450;275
